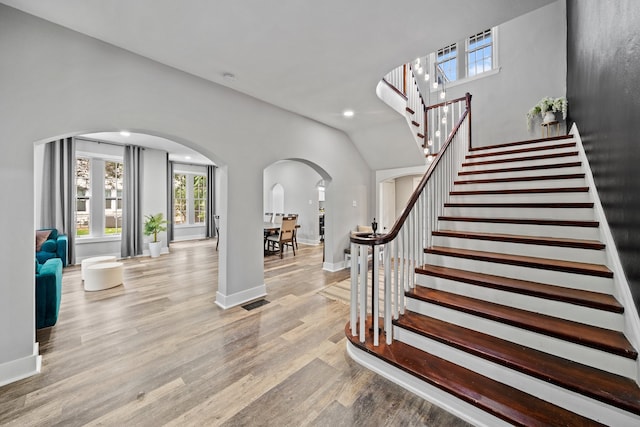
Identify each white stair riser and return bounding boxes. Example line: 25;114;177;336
414;274;623;331
448;192;591;204
462;154;581;172
404;298;636;378
437;220;601;241
452;178;586;191
442;206;595;221
394;326;640;426
470;139;576;156
425;253;614;293
431;235;606;265
458;165;583;181
465;144;577;163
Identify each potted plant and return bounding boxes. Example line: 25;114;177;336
144;213;168;258
526;96;568;130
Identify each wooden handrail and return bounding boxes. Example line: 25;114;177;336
351;92;472;246
425;95;469;111
381;78;408;100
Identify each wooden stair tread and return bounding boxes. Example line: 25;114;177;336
469;134;573;152
411;120;420;127
432;229;605;250
462;151;578;167
438;216;600;228
458;161;582;176
450;186;589;195
466;142;576;159
406;287;636;359
454;173;585;185
394;312;640;415
425;246;613;278
444;202;594;208
415;264;621;312
344;321;603;426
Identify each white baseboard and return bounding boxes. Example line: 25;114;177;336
0;343;41;387
323;261;345;272
215;284;267;310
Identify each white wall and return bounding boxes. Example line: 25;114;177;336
142;148;169;254
0;4;371;384
416;1;567;147
263;160;323;244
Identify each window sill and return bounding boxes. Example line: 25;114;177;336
431;67;500;92
76;235;121;244
174;224;206;229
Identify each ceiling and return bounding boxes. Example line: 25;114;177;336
1;0;555;165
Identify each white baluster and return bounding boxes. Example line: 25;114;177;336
359;244;367;343
373;245;379;346
384;242;392;344
350;241;357;336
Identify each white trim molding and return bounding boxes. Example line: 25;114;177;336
215;284;267;310
0;343;41;388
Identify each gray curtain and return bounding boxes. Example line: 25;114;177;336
121;145;143;257
41;137;76;264
206;165;216;238
167;157;174;243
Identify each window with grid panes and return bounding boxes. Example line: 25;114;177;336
467;29;493;77
76;157;91;236
436;43;457;82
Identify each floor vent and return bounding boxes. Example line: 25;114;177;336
242;299;270;311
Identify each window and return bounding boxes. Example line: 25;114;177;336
193;175;207;224
436;43;457;82
174;174;187;225
76;157;91;236
75;155;123;238
467;29;493;77
173;172;207;226
430;27;497;90
104;161;123;234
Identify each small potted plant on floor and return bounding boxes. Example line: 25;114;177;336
526;96;568;131
144;213;168;258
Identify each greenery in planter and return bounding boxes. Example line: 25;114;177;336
144;213;168;243
526;96;568;130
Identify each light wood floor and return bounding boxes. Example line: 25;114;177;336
0;240;470;426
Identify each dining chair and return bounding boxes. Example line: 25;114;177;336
265;216;296;258
264;212;273;223
274;213;284;225
287;213;299;249
214;215;220;250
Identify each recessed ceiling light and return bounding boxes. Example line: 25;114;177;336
343;110;354;118
120;130;131;137
185;156;191;160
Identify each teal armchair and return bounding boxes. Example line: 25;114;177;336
35;258;62;329
36;228;68;267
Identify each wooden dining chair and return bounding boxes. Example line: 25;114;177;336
265;216;296;258
287;213;299;249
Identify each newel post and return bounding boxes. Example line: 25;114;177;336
466;92;473;151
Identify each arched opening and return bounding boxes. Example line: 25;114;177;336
34;131;219;265
263;159;332;257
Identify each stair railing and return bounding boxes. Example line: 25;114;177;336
349;93;472;347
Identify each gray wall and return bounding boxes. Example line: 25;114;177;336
566;0;640;314
0;4;370;383
417;0;567;148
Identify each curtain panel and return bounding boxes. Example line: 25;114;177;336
41;137;76;264
121;145;143;258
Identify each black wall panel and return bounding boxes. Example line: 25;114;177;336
566;0;640;313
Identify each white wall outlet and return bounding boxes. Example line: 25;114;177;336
352;200;357;207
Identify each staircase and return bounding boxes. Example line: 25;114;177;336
347;134;640;426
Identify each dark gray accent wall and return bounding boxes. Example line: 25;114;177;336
566;0;640;313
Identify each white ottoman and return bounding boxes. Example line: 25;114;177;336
84;262;124;291
81;256;117;280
